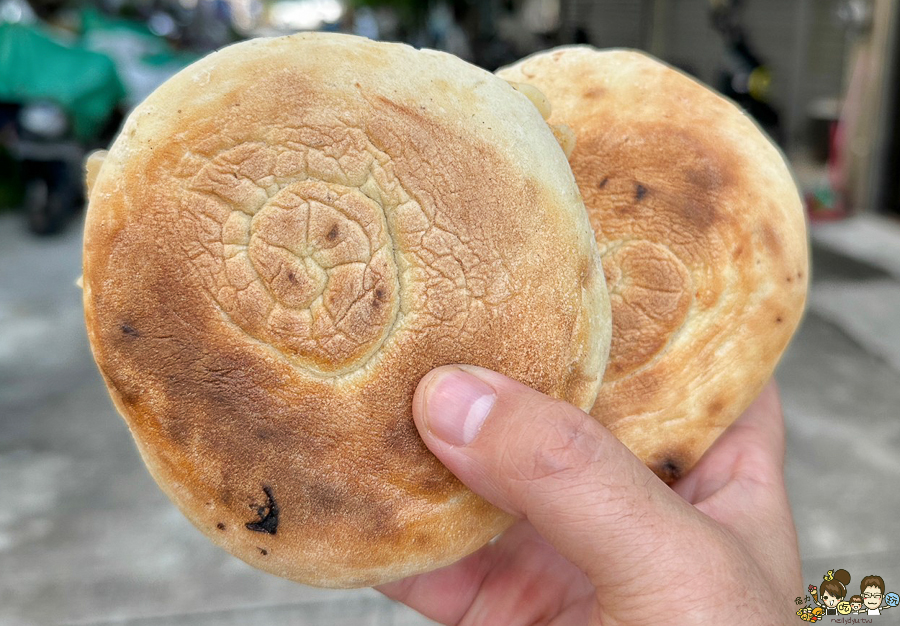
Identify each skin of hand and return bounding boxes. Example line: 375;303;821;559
377;366;803;625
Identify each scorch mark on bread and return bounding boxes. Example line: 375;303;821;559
245;485;279;534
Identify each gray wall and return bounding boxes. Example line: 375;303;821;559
562;0;849;149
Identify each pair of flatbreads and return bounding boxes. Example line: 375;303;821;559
82;34;807;588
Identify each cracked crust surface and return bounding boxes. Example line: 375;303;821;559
82;34;611;587
498;47;808;482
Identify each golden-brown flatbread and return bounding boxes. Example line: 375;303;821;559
499;47;808;482
82;34;611;587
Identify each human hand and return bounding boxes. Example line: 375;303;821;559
377;366;802;625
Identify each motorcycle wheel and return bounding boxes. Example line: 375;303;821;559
25;167;76;236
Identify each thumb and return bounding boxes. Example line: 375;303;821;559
414;365;713;588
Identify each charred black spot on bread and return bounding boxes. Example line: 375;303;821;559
246;485;279;535
660;460;681;481
655;457;684;483
121;323;139;337
326;224;339;241
258;547;268;555
598;177;609;189
776;316;783;323
216;522;225;530
635;183;648;201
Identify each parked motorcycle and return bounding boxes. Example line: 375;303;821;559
0;16;124;234
1;100;85;234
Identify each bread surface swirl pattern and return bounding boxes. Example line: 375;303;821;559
190;131;403;375
82;34;611;587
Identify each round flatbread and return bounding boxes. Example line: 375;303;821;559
82;34;611;587
498;47;808;482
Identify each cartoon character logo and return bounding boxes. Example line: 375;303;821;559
859;575;895;616
796;605;824;622
810;569;851;616
801;571;895;618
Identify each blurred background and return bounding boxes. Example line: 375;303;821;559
1;0;899;624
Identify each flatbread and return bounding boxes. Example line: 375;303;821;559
499;47;808;482
82;34;611;587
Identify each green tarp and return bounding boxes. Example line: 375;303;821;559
0;21;125;140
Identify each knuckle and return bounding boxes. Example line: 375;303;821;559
502;398;602;485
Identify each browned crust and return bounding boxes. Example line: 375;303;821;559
499;47;809;482
83;34;611;587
